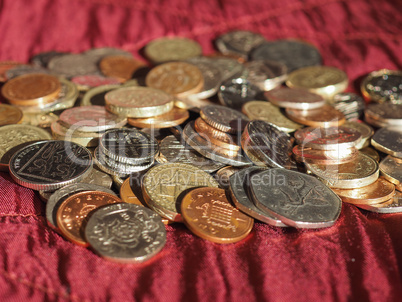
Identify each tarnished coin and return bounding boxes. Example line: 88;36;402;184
332;177;395;205
105;86;174;118
0;124;52;171
142;163;219;222
332;93;365;121
355;191;402;213
292;145;358;165
59;106;127;132
146;62;204;98
211;57;245;81
200;105;249;134
57;191;121;246
286;105;346;128
127;107;189;129
85;203;167;262
294;126;362;150
218;77;261;110
371;127;402;158
215;30;266;59
243;60;287;91
242;101;302;133
181;187;254;243
364;103;402;128
379;155;402;186
71;75;121;90
46;183;116;231
120;178;142;205
361;69;402;104
265;87;325;110
250;40;322;72
215;166;240;189
228;167;287;227
250;169;342;228
51;121;102;148
81;84;121;107
9;140;93;191
286;66;348;99
0;104;23;125
305;152;379;189
145;37;202;63
156;135;225;173
99;55;145;82
48;54;99;78
1;73;61;106
241;120;296;169
342;121;374;149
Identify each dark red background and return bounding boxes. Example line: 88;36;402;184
0;0;402;301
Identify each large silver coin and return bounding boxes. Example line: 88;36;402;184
250;169;342;228
332;92;365;121
31;51;69;68
364;103;402;127
85;203;167;263
228;167;287;227
371;127;402;158
242;60;288;91
215;30;266;59
218;77;262;110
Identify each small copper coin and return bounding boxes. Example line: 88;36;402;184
293;145;358;165
194;117;240;151
120;178;143;206
265;87;325;110
332;178;395;205
181;187;254;244
56;191;121;246
145;62;204;98
99;55;145;82
127;107;189;129
0;104;23;125
1;73;61;106
286;104;346;128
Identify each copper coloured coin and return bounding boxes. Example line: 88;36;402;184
265;87;325;110
286;104;345;127
99;55;145;82
127;107;189;129
0;104;23;125
292;145;358;165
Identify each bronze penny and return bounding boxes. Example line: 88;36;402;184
292;145;358;165
127;107;189;129
0;104;23;125
181;187;253;244
99;55;145;82
56;191;121;246
286;104;346;127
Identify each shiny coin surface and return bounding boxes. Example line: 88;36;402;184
342;121;374;149
332;177;395;205
215;30;266;59
181;187;254;243
355;191;402;213
265;87;325;110
292;145;358;165
250;40;322;72
145;37;202;63
379;155;402;186
85;203;167;262
332;93;365;121
105;86;174;118
286;104;346;128
243;60;288;91
364;103;402;127
361;69;402;104
127;107;189;129
9;140;93;191
48;54;99;78
51;121;101;148
59;105;127;132
371;127;402;158
200;105;249;134
57;191;121;246
218;77;261;110
215;166;241;189
229;167;287;227
286;66;348;99
80;84;121;106
0;104;23;125
99;55;145;82
120;178;143;205
145;62;204;98
156;135;225;173
306;152;379;189
242;101;302;133
142;163;219;222
250;168;342;228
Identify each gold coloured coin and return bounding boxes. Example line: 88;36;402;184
0;104;23;125
342;121;374;149
127;107;189;129
379;155;402;186
99;55;145;82
360;147;380;162
286;105;346;128
292;145;358;165
354;190;402;213
181;187;253;244
51;121;101;147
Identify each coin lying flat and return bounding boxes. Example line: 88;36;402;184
0;61;24;82
218;77;261;110
286;104;346;128
265;87;325;110
379;155;402;186
181;187;254;243
0;104;23;125
215;30;266;59
48;54;99;78
9;140;93;191
371;127;402;158
228;167;287;227
142;163;219;222
292;145;358;165
360;147;380;162
210;57;245;81
99;55;145;82
355;191;402;213
85;203;167;263
342;121;374;149
361;69;402;104
243;60;287;91
127;107;189;129
250;168;342;228
83;47;133;62
200;105;249;134
145;37;202;63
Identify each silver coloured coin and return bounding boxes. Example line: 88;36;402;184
85;203;167;263
81;166;113;189
46;183;116;230
212;57;245;81
243;60;288;91
342;121;374;150
332;93;365;121
215;30;266;59
250;40;322;72
379;155;402;186
371;127;402;158
200;104;249;134
48;54;100;78
218;77;262;110
264;87;325;110
9;140;93;191
250;168;342;228
31;51;69;68
228;167;287;227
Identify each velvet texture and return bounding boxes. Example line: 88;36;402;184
0;0;402;301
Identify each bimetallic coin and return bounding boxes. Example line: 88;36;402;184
342;121;374;149
218;77;261;110
120;178;143;205
371;127;402;158
181;187;254;243
200;105;249;134
355;191;402;213
243;60;287;91
228;167;287;227
361;69;402;104
250;169;342;228
364;103;402;128
142;163;219;222
305;152;379;189
215;30;266;59
379;155;402;186
286;66;348;99
286;105;346;128
242;101;302;133
265;87;325;110
57;191;121;246
145;37;202;63
215;166;241;189
81;84;121;107
99;55;145;82
105;86;174;118
51;121;101;148
0;104;23;125
332;93;365;121
127;107;189;129
48;54;99;78
292;145;358;165
85;203;167;262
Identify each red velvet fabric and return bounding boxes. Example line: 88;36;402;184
0;0;402;300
